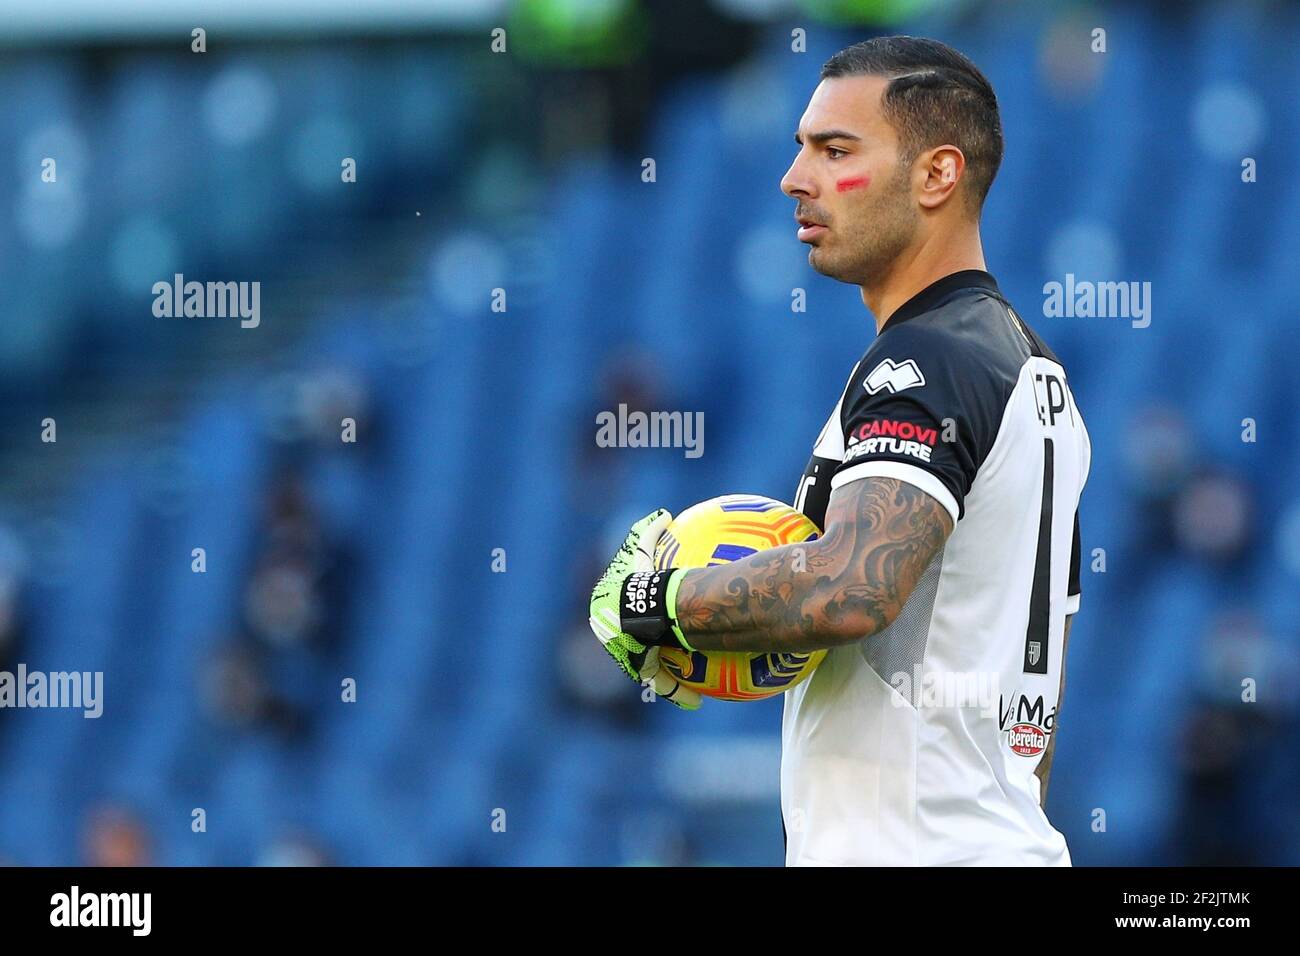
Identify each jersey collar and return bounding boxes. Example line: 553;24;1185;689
880;269;1002;331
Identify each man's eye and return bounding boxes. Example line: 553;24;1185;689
826;147;847;159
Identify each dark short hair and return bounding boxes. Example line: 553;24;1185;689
821;36;1003;213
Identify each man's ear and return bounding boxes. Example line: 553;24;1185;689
916;145;966;210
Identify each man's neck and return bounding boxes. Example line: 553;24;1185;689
861;227;987;333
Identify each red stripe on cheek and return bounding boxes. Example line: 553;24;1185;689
836;175;870;192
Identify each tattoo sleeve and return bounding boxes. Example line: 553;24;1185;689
672;477;953;653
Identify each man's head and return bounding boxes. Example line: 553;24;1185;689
781;36;1003;286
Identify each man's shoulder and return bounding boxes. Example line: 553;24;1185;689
861;290;1035;397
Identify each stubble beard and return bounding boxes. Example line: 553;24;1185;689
808;166;918;288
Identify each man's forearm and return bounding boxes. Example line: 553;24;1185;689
671;478;952;654
671;540;846;653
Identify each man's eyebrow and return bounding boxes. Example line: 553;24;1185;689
793;129;863;146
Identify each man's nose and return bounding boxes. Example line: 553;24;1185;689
781;156;816;199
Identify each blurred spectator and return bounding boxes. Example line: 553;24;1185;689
1172;472;1254;564
244;469;331;648
204;463;356;740
0;575;25;674
1200;611;1300;710
1167;611;1297;864
0;526;29;729
256;833;333;867
1122;404;1194;553
202;640;306;736
83;805;152;867
260;366;376;457
618;809;694;866
1039;11;1107;102
572;352;668;523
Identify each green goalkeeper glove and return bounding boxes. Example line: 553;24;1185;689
588;509;701;711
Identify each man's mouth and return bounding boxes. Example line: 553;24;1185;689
796;215;828;241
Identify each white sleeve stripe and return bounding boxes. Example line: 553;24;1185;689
1065;594;1081;615
829;460;960;525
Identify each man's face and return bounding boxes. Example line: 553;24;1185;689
781;75;919;286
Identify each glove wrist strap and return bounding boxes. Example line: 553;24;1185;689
619;569;695;652
663;569;694;651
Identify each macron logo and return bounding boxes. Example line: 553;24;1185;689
863;358;925;395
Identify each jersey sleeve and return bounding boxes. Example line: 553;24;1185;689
830;326;1010;525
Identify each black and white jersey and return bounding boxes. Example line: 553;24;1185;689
782;269;1090;866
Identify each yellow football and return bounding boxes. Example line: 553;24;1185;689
654;494;825;701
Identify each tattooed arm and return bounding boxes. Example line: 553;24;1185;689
672;477;953;654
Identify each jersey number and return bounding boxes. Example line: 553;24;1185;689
793;473;815;514
1023;437;1054;674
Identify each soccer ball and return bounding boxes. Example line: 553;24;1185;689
654;494;825;701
